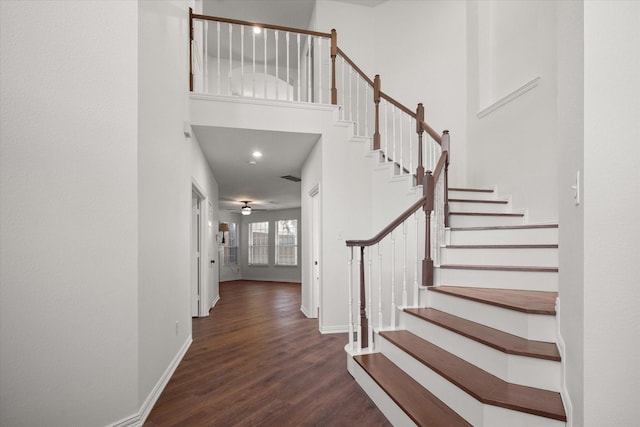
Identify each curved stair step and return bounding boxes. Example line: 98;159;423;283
379;330;567;422
404;307;560;361
353;353;472;427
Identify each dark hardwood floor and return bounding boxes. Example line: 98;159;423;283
145;280;391;427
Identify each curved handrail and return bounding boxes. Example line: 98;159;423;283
191;13;332;38
346;196;427;247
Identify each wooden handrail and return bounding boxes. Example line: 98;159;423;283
346;196;427;247
420;120;442;144
192;13;332;39
336;47;375;87
433;151;448;181
379;91;417;118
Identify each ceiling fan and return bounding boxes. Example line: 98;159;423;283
240;201;253;216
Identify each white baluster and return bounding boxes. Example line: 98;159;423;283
384;101;389;162
228;23;232;95
377;243;383;331
392;105;397;169
297;34;301;102
356;247;362;352
347;247;354;351
340;57;345;119
414;212;420;306
367;247;373;349
307;36;311;102
399;111;404;174
390;230;396;328
348;66;353;121
216;22;220;95
264;28;267;99
252;26;256;97
275;30;279;100
365;85;369;137
203;21;208;93
240;25;244;96
356;74;360;134
402;221;408;307
286;32;290;101
318;38;322;104
409;118;414;177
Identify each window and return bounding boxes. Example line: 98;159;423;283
222;222;238;265
276;219;298;266
248;221;269;265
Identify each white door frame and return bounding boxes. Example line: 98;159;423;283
309;184;321;320
191;180;208;317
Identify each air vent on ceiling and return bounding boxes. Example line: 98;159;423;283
280;175;302;182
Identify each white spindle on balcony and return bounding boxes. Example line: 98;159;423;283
203;21;209;93
240;25;245;96
216;22;220;95
286;32;290;101
228;23;232;95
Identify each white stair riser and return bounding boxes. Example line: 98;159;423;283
449;201;509;213
441;247;558;267
448;227;558;245
346;355;417;427
449;214;524;228
427;291;556;342
449;190;496;201
379;336;565;427
435;268;558;292
400;312;561;391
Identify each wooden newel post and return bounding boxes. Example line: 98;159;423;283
441;130;450;227
359;246;368;348
416;103;425;182
422;172;435;287
331;29;338;105
189;7;194;92
373;75;381;150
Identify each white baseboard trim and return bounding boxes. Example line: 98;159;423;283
210;295;220;310
556;297;573;427
108;335;193;427
300;304;313;318
319;324;349;334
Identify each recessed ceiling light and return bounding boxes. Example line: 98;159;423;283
252;151;262;158
248;160;257;165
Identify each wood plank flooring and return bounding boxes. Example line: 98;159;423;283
145;280;391;427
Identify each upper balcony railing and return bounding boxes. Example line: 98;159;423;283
189;10;450;352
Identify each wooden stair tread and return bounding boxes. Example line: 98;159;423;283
380;331;566;422
449;187;494;193
440;264;558;272
354;353;472;427
429;286;557;315
446;244;558;249
404;307;560;361
450;212;524;217
450;224;558;231
449;198;508;204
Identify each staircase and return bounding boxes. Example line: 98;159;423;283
347;187;566;427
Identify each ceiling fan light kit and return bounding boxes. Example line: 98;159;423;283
241;201;252;216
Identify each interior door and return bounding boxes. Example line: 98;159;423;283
208;200;219;308
191;192;201;317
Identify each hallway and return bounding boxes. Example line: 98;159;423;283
145;281;390;426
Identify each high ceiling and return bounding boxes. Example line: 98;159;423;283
197;0;385;214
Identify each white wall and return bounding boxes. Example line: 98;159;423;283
137;0;195;413
582;2;640;425
0;1;139;426
190;133;220;310
467;0;558;222
218;210;242;282
239;208;303;283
